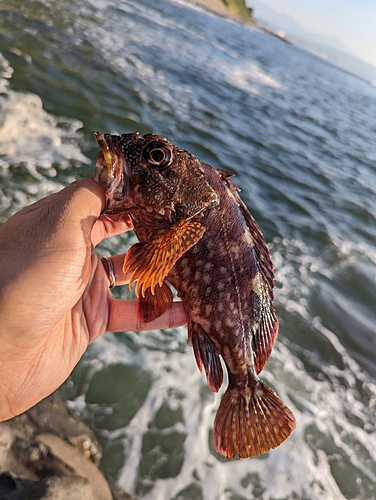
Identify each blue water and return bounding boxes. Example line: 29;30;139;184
1;0;376;498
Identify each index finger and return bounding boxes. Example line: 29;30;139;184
105;299;188;334
91;214;134;246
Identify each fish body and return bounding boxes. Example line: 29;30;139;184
94;132;296;458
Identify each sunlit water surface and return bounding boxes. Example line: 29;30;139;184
0;0;376;498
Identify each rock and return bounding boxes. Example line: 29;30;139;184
24;392;102;466
43;476;94;500
0;474;93;500
37;433;112;500
0;393;135;500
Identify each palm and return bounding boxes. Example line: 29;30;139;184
0;180;187;421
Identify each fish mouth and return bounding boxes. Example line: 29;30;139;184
93;131;134;213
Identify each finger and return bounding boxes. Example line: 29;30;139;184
103;254;131;286
100;254;130;287
106;299;188;333
92;215;133;246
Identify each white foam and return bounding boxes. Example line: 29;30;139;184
0;53;90;215
0;91;89;173
226;61;282;95
77;301;376;500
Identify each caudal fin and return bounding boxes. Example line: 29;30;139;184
213;380;296;459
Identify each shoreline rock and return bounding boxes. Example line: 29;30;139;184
0;393;133;500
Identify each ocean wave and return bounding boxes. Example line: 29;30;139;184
0;53;90;219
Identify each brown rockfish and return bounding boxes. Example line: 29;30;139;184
93;131;296;458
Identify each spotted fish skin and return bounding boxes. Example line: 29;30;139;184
168;164;275;376
93;132;296;459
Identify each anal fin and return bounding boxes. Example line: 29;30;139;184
123;220;205;298
188;321;223;392
137;280;173;323
213;378;296;459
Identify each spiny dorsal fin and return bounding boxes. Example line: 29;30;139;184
215;165;275;295
238;200;275;296
215;167;236;181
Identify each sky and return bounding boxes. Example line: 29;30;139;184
248;0;376;68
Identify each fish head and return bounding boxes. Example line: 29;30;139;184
93;132;219;219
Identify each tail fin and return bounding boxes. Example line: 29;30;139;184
213;380;296;459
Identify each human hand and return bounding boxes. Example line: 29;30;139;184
0;179;187;421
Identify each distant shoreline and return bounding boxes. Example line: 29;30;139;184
185;0;291;43
186;0;251;23
185;0;375;81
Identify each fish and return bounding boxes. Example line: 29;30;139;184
93;131;296;459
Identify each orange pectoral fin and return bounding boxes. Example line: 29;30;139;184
137;281;173;323
123;220;205;298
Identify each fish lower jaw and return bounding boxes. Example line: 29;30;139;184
104;197;136;214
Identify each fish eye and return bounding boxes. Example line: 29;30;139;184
150;148;165;163
142;140;173;170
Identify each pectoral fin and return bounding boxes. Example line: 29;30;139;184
123;219;205;297
137;280;173;323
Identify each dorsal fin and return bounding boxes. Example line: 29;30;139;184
215;167;278;372
215;167;235;181
250;283;279;373
218;168;276;299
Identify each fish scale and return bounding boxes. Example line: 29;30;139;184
93;131;296;458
